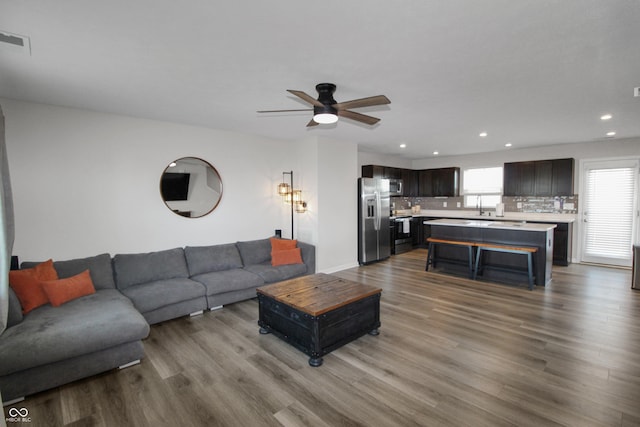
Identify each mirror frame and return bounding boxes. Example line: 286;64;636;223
160;157;223;218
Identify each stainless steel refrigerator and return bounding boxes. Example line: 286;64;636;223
358;178;391;264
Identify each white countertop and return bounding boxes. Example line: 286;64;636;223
395;209;576;223
424;218;557;231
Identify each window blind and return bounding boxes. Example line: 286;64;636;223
462;167;503;194
584;167;635;260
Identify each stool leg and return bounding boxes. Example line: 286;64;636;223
527;253;534;290
426;242;433;271
467;246;474;279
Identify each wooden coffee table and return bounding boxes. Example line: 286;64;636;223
257;273;382;367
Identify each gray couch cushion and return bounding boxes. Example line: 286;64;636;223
118;278;206;314
236;238;271;266
0;289;149;377
244;262;308;284
7;287;23;327
184;243;243;276
22;253;116;290
191;269;264;295
114;248;189;290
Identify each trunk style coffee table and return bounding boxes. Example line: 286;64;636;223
257;273;382;367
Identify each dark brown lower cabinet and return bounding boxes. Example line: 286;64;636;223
552;222;572;266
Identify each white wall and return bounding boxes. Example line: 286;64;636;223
2;99;304;262
358;151;412;174
317;136;359;273
296;136;359;273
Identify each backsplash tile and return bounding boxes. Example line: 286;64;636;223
391;195;578;214
503;196;578;214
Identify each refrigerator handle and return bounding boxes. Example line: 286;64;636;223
374;191;381;231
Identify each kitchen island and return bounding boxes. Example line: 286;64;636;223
401;210;574;265
424;219;556;286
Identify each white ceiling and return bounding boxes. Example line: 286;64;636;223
1;1;639;159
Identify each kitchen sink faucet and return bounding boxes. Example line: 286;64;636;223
477;195;485;216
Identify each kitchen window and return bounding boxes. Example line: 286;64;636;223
462;167;503;208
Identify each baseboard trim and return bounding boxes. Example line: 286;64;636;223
320;262;359;274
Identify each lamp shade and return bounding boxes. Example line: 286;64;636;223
277;182;290;196
295;201;307;213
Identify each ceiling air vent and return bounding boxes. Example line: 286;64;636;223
0;31;31;55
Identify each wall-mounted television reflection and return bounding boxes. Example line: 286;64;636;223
161;173;190;201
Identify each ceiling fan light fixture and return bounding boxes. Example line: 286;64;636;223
313;104;338;124
313;113;338;124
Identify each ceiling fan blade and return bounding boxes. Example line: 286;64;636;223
333;95;390;111
306;119;319;127
287;90;324;107
337;110;381;125
257;109;313;113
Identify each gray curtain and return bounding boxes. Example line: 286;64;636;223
0;105;15;334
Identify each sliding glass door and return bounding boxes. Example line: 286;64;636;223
581;159;639;267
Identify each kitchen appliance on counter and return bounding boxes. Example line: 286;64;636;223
393;215;413;254
358;178;391;264
389;178;403;196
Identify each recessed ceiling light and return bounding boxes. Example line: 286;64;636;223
600;114;612;120
399;143;406;148
505;143;512;147
433;151;439;155
479;132;488;137
606;131;616;137
169;162;177;167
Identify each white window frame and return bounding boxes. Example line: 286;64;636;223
462;166;503;208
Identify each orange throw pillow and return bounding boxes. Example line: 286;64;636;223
40;270;96;307
9;259;59;314
270;237;297;252
32;259;59;281
271;248;303;266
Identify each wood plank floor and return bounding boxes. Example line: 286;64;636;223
4;249;640;426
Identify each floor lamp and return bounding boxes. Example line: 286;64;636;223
278;171;294;239
277;171;307;240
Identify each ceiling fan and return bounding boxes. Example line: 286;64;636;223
257;83;390;127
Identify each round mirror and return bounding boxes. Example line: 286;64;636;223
160;157;223;218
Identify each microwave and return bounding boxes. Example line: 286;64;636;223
389;179;403;196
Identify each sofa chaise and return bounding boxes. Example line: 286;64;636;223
0;253;150;403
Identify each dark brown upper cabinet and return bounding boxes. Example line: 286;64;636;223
362;165;459;197
418;167;460;197
534;160;553;196
362;165;403;180
401;169;419;197
361;165;385;179
551;158;575;196
503;158;574;197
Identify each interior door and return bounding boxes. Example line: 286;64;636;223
581;159;639;267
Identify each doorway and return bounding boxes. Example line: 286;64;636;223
580;159;639;267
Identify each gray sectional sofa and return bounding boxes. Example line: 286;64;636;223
0;237;315;403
